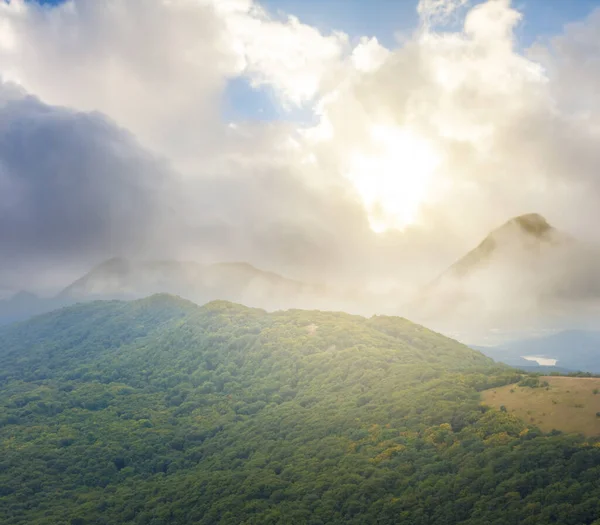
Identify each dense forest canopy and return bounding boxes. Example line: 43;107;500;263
0;295;600;524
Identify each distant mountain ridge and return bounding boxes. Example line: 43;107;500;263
476;329;600;374
5;213;600;340
0;290;65;325
0;257;343;325
60;257;327;303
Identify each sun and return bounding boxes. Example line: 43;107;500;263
346;125;441;232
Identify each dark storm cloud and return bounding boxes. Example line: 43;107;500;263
0;83;173;287
0;83;382;292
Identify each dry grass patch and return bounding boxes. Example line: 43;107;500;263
482;376;600;436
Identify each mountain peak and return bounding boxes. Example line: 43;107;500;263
94;257;131;273
505;213;552;239
411;213;572;325
427;213;561;283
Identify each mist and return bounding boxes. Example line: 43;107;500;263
2;0;600;339
406;214;600;343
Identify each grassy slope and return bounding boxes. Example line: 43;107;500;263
482;377;600;436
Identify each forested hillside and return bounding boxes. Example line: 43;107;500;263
1;296;600;524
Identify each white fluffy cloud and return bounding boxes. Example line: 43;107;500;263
0;0;350;162
218;1;349;106
2;0;600;300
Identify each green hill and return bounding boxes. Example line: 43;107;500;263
1;296;600;524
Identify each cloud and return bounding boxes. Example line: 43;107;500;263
218;2;349;107
417;0;470;28
0;79;177;290
303;0;600;248
0;0;379;290
0;0;349;163
2;0;600;326
0;79;378;292
0;0;240;163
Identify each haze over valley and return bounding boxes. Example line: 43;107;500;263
7;211;600;352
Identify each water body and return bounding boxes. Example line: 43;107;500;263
522;356;558;366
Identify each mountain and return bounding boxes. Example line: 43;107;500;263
1;296;600;524
59;257;329;306
432;213;566;281
0;257;353;325
408;213;600;337
476;329;600;373
0;290;67;325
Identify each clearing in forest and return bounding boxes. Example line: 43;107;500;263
482;376;600;436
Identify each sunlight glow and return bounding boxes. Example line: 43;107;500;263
346;125;441;232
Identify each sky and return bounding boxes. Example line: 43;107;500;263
22;0;600;121
2;0;600;298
